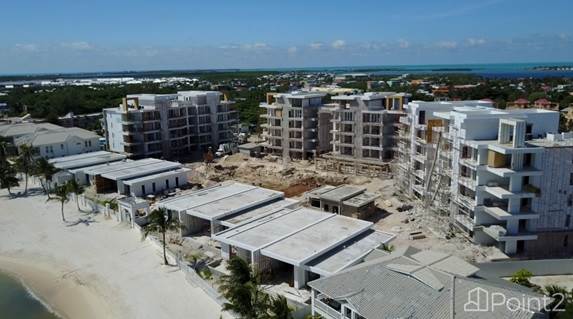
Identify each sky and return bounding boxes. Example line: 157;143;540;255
1;0;573;74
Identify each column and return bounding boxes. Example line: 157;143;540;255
221;243;231;260
293;266;308;289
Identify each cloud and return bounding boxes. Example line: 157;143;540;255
61;41;93;51
309;42;323;50
435;41;458;49
287;46;297;54
331;40;346;49
15;43;38;52
398;39;410;49
466;38;487;46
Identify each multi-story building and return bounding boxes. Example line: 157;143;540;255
103;91;237;159
396;100;573;256
326;92;410;161
260;91;330;159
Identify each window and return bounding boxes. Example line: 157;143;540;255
565;235;569;247
165;179;169;189
570;173;573;186
566;215;571;228
175;177;179;187
152;182;156;193
141;185;145;194
60;144;64;150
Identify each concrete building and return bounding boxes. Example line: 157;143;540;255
50;154;188;197
325;92;411;161
260;91;330;159
308;246;547;319
395;100;573;256
213;207;393;288
103;91;238;159
157;181;394;288
58;112;102;129
305;184;378;218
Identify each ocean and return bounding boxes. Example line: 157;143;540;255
0;272;59;319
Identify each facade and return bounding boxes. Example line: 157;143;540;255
326;92;410;161
5;123;102;159
395;100;573;256
58;112;102;129
308;246;547;319
305;184;378;218
260;91;330;159
103;91;238;159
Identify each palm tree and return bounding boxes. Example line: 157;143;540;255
544;285;572;317
33;157;59;198
268;295;293;319
66;179;85;211
143;208;180;265
48;183;71;222
15;144;36;195
220;257;270;318
0;164;19;196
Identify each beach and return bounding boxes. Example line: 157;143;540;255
0;185;223;319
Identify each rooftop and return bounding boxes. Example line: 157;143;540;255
218;198;299;228
308;246;544;319
122;168;190;185
158;182;283;221
49;151;127;170
308;185;366;202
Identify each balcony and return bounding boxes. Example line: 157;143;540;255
483;184;537;200
478;225;538;242
457;193;476;208
458;176;476;190
314;298;341;319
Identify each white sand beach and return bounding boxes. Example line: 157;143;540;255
0;185;223;319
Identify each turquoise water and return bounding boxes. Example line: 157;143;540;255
0;272;59;319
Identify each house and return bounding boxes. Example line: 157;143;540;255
507;98;530;108
308;246;548;319
14;127;101;159
305;185;378;218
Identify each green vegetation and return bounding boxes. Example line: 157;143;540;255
143;208;180;265
48;183;71;222
66;179;85;211
220;257;293;319
32;157;59;198
14;145;36;195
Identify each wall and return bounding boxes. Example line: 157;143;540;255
126;171;188;197
104;111;125;153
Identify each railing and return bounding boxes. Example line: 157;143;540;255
314;299;341;319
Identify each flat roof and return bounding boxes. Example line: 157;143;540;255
343;192;379;207
214;208;331;251
82;158;159;176
218;198;299;228
158;182;284;221
318;185;366;202
307;230;395;276
101;160;181;180
122;168;190;185
261;214;372;266
49;151;127;170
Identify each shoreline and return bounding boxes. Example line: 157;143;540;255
0;255;114;319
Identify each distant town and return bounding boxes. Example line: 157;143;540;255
2;67;573;318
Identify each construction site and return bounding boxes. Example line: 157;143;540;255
183;151;504;263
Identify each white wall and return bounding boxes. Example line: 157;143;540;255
37;136;100;159
125;171;188;197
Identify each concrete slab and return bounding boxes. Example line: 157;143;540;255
214;208;331;251
218;198;299;228
261;214;373;266
307;230;394;276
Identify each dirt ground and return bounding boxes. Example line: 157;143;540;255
185;153;503;263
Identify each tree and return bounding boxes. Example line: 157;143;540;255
15;144;36;195
66;179;85;211
33;157;59;198
268;295;293;319
219;257;270;318
48;183;71;222
143;208;180;265
0;164;19;196
510;269;535;287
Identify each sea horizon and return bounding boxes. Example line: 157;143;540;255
1;61;573;79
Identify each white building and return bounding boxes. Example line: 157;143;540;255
103;91;238;159
396;100;573;256
260;91;330;159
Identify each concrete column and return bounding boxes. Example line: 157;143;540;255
509;176;522;192
293;266;307;289
221;243;231;260
506;219;519;234
505;240;517;254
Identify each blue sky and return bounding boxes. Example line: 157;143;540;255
2;0;573;73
